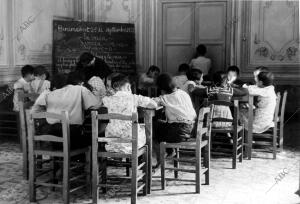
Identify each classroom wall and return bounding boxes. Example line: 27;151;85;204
0;0;147;85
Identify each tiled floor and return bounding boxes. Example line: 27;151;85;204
0;141;299;204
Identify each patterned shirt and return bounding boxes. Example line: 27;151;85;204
88;76;106;100
207;85;233;128
102;91;157;154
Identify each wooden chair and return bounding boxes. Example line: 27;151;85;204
252;93;281;159
207;100;244;169
18;91;39;179
26;110;91;204
278;90;287;152
91;111;148;204
160;105;213;193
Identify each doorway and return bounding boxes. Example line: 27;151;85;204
156;0;232;75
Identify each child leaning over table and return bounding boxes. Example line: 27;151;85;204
29;65;51;94
13;65;35;111
153;73;196;168
102;73;157;154
241;71;276;134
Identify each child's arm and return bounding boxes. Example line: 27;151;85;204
247;85;269;96
135;94;158;109
31;90;48;113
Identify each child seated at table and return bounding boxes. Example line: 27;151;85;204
173;63;189;89
153;73;196;167
102;73;157;154
138;65;160;95
31;73;101;149
13;65;35;111
29;65;51;94
182;69;205;94
242;71;276;134
207;71;233;128
227;66;244;88
189;44;211;76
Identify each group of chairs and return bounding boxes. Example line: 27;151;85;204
17;88;287;204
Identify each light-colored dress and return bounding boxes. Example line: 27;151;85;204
243;85;276;133
207;85;233;128
102;91;157;154
189;56;211;76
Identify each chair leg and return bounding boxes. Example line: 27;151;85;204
239;128;244;163
196;142;201;193
85;147;91;195
160;142;166;190
174;148;179;179
92;155;99;204
63;156;70;204
142;146;148;196
101;159;107;193
126;158;130;176
51;157;58;192
131;156;138;204
205;139;210;185
273;130;277;160
232;132;237;169
29;154;36;202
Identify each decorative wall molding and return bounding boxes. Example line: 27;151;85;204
239;0;300;84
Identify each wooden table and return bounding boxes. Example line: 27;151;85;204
232;95;254;160
140;106;162;194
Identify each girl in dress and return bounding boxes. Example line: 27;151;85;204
102;73;157;154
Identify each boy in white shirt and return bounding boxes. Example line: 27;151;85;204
13;65;35;111
182;69;205;94
153;73;196;168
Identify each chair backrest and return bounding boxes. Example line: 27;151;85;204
280;90;288;123
91;111;139;154
273;92;281;124
18;91;40;144
205;99;239;128
26;110;70;152
196;105;214;142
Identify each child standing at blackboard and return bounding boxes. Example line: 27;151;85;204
138;65;160;96
13;65;35;111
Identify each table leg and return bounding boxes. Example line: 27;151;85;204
144;110;154;194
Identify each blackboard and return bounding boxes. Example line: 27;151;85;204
52;20;136;74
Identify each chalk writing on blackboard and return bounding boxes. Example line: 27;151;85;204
53;20;136;74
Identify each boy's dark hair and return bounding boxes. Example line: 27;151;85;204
178;63;190;73
213;71;227;86
257;71;274;86
147;65;160;75
227;66;240;75
50;74;67;91
21;65;34;78
67;71;85;85
189;69;203;81
111;73;130;90
255;66;269;72
34;65;47;77
156;73;176;94
79;52;94;65
196;44;207;56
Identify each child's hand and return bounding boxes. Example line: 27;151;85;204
242;84;249;89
